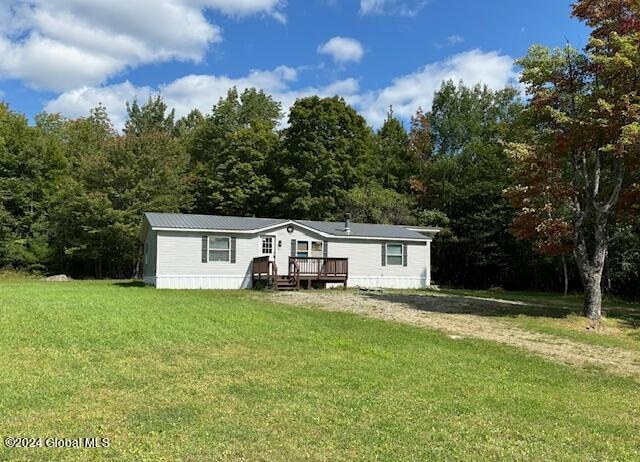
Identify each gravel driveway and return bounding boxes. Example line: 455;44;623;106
263;290;640;380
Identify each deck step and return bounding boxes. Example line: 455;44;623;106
274;276;298;290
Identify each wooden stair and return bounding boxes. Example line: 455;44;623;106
274;275;298;290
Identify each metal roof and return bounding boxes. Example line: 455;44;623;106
145;212;287;230
297;220;428;239
144;212;432;240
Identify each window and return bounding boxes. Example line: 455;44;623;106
386;243;403;266
261;236;274;255
296;240;323;257
296;241;309;257
208;237;230;262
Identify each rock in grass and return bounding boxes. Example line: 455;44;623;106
43;274;71;282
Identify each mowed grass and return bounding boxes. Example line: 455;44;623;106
1;281;639;461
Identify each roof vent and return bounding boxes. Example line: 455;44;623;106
344;213;351;235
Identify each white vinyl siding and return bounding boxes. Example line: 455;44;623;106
155;231;257;289
327;239;429;289
150;224;432;290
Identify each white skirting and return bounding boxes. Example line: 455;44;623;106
155;274;252;289
150;275;427;290
342;276;428;289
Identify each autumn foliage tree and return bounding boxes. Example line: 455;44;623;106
513;0;640;319
505;142;574;295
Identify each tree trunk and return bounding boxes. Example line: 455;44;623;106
582;267;603;320
573;218;608;321
570;156;621;320
561;255;569;297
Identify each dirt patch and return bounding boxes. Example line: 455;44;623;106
264;290;640;380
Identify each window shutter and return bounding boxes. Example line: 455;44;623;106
323;241;328;258
403;243;408;267
230;237;236;263
381;243;386;266
201;236;208;263
291;239;297;257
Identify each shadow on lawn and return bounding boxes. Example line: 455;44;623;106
113;281;147;288
362;292;640;328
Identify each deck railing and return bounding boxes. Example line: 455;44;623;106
288;257;348;278
252;256;348;289
251;256;277;282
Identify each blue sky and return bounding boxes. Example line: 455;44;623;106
0;0;588;128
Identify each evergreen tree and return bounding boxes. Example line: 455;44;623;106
371;108;419;193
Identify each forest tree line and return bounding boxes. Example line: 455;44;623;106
1;78;638;297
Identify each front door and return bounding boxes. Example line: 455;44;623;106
260;235;276;261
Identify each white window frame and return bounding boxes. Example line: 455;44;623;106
208;236;231;263
386;243;404;266
261;235;275;255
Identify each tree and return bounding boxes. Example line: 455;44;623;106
370;109;419;193
125;96;176;136
515;0;640;319
202;126;279;217
344;184;416;225
186;88;282;216
408;107;433;163
416;82;527;289
0;104;66;271
429;81;521;157
505;142;574;295
276;96;373;220
48;99;191;278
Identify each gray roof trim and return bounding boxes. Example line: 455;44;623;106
144;212;433;241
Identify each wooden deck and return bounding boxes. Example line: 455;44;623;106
252;256;348;290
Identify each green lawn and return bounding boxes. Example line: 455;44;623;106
1;280;639;461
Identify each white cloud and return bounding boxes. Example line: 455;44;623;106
359;0;426;17
447;35;464;45
44;82;153;129
44;50;517;130
44;66;360;130
0;0;285;91
318;37;364;64
201;0;285;18
357;49;518;126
